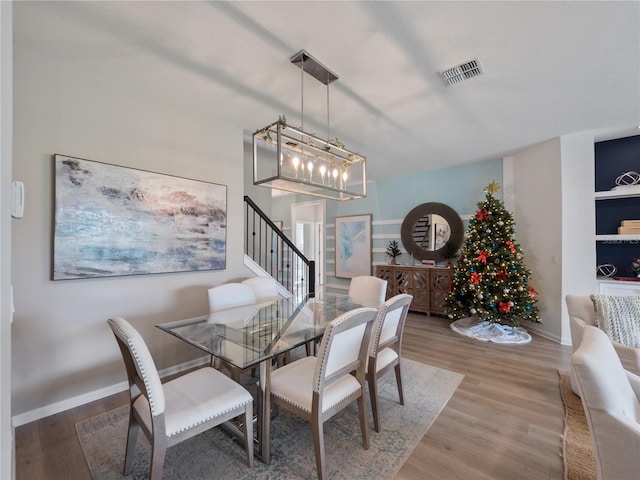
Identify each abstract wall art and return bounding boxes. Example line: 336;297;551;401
335;214;372;278
53;154;227;280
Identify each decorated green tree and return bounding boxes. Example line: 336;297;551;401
445;181;541;328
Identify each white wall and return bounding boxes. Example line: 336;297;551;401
508;133;596;345
1;1;14;476
12;4;250;424
560;132;596;342
507;139;564;342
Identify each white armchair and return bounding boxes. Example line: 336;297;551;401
571;325;640;480
565;295;640;394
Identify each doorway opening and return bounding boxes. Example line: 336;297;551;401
290;200;325;289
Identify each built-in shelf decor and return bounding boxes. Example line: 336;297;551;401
53;154;227;280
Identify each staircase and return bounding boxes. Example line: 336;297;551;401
244;196;315;298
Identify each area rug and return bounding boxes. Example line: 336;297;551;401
77;359;463;480
558;370;597;480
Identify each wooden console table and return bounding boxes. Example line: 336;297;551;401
375;264;452;315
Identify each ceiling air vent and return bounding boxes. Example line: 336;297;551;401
440;58;483;86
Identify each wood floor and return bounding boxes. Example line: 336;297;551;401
15;313;572;480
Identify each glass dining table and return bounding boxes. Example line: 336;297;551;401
156;291;373;463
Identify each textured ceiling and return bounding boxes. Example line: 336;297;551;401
14;1;640;181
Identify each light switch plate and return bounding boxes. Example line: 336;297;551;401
12;181;24;218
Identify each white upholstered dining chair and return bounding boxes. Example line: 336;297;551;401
571;325;640;480
241;276;280;302
208;282;260;376
108;317;254;480
269;307;378;480
367;293;413;432
348;275;388;307
208;282;257;312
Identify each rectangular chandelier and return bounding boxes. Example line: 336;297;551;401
252;121;366;201
252;51;366;201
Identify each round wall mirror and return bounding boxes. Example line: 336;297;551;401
400;202;464;262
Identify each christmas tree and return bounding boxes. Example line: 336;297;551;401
445;181;541;327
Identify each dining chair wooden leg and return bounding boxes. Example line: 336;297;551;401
212;355;221;369
149;437;167;480
394;364;405;405
367;373;381;433
357;394;370;449
243;403;254;468
311;416;327;480
123;414;140;475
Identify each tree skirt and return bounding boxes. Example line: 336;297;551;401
450;317;532;344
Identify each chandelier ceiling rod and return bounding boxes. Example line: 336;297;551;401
291;50;339;142
300;56;304;131
326;83;330;143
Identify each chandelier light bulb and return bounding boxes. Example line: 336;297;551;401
307;161;314;181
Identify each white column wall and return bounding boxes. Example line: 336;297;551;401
508;139;564;343
560;132;596;343
508;133;596;345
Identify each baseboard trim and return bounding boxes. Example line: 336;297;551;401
527;325;564;345
12;356;209;427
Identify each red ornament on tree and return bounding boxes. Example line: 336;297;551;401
499;301;511;313
476;209;489;221
505;240;516;253
469;272;481;285
477;250;489;264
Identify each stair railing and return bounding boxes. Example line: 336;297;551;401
244;196;315;298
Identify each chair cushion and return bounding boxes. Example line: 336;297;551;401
134;367;253;438
591;295;640;347
271;356;361;414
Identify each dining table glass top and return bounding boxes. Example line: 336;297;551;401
156;291;367;369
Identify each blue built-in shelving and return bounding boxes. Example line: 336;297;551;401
595;135;640;279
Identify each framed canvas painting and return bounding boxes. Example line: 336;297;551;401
335;214;372;278
53;154;227;280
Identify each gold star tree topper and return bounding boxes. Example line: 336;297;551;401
484;180;501;195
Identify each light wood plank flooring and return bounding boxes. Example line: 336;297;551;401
15;313;572;479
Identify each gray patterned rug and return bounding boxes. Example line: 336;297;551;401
76;359;463;479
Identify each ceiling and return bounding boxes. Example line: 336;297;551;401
14;1;640;181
